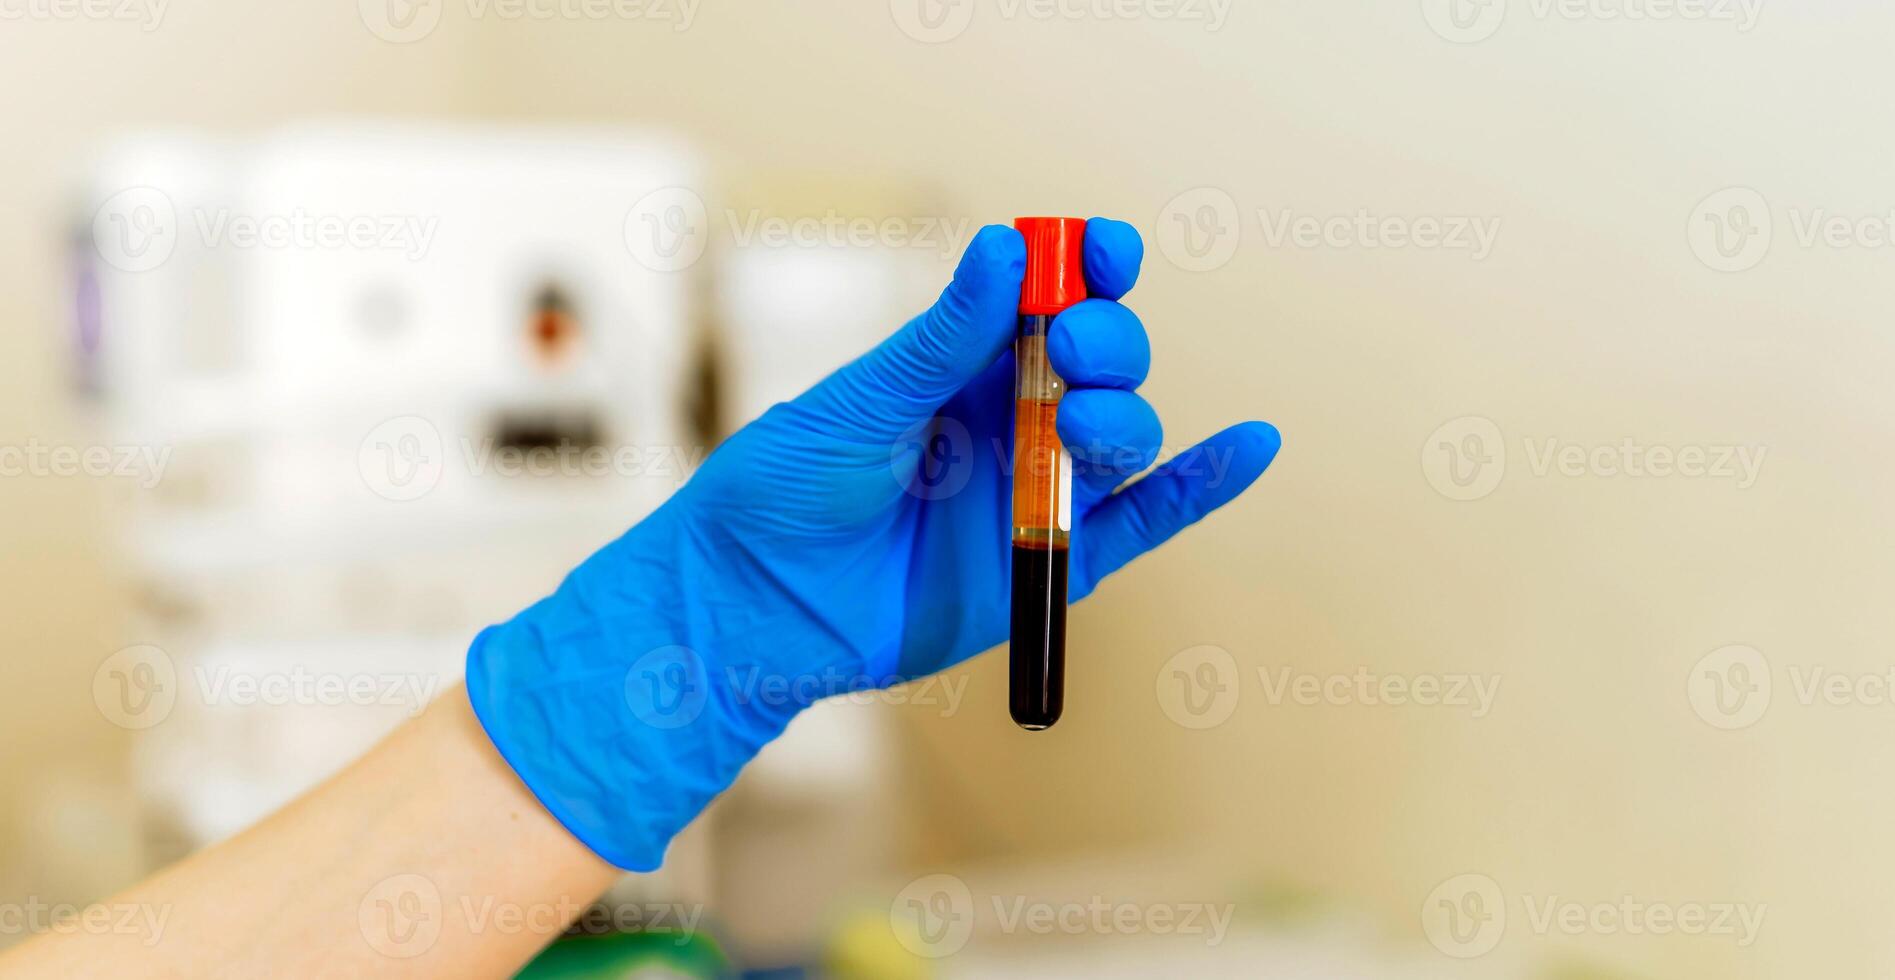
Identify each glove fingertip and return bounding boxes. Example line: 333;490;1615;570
962;223;1027;291
1083;217;1144;300
1231;419;1283;462
1193;420;1282;502
931;223;1025;336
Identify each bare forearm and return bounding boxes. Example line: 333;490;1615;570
1;685;617;978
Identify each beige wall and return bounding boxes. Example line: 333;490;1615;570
5;3;1893;976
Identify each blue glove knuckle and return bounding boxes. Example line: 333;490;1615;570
1058;390;1162;472
1049;300;1148;387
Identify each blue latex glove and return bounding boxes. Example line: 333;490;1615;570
467;218;1282;870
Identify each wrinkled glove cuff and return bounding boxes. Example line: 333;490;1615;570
465;589;791;871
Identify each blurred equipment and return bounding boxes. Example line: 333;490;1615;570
76;123;702;871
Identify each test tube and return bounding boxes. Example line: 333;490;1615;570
1010;217;1086;731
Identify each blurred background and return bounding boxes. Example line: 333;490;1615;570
1;1;1888;977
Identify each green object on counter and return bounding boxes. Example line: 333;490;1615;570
514;930;732;979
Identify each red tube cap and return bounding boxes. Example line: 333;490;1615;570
1015;217;1087;316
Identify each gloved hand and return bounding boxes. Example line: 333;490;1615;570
467;218;1282;870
